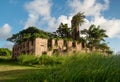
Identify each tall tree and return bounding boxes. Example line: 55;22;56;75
56;23;72;39
81;24;108;51
71;12;85;40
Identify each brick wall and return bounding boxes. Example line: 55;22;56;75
12;38;83;59
34;38;48;56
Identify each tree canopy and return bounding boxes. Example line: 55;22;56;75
81;24;111;52
7;27;51;44
71;12;85;27
56;23;72;39
71;12;85;40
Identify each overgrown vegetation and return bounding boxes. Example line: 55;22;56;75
0;48;11;56
17;54;38;65
7;12;112;54
81;24;110;52
7;27;52;44
17;54;65;66
0;53;120;82
2;12;117;81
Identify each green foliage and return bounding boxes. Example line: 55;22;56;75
7;27;51;44
71;12;85;40
17;54;38;65
55;53;120;82
0;55;13;64
16;53;120;82
56;23;72;39
0;53;120;82
71;12;85;26
17;54;64;66
81;24;109;51
38;55;64;66
26;68;56;82
0;48;11;56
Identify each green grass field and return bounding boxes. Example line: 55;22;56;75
0;53;120;82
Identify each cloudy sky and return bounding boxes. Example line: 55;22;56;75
0;0;120;53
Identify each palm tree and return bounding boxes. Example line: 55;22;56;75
78;37;88;52
81;24;108;51
96;43;109;52
97;42;113;55
71;12;85;40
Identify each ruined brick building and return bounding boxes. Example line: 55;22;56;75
12;38;86;59
12;12;88;59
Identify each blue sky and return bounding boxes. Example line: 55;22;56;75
0;0;120;53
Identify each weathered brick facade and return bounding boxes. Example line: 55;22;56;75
12;38;85;59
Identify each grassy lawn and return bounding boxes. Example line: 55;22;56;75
0;65;34;81
0;63;52;82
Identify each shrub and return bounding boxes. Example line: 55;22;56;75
0;48;11;56
17;54;38;65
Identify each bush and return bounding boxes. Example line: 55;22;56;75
17;54;38;65
0;56;13;64
38;55;64;66
0;48;11;56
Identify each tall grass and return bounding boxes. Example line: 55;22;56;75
1;53;120;82
38;55;65;66
25;53;120;82
17;54;38;65
55;53;120;82
17;54;65;66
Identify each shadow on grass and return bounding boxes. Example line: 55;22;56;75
0;56;28;67
0;68;54;82
0;56;15;64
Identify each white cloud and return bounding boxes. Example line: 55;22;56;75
45;15;72;32
68;0;109;17
58;15;72;28
0;24;12;40
3;42;14;50
24;14;39;28
25;0;51;17
24;0;52;29
24;0;73;32
68;0;120;38
93;16;120;38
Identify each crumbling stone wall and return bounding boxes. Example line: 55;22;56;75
12;38;84;59
35;38;48;56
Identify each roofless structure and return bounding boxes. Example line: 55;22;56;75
7;12;111;59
